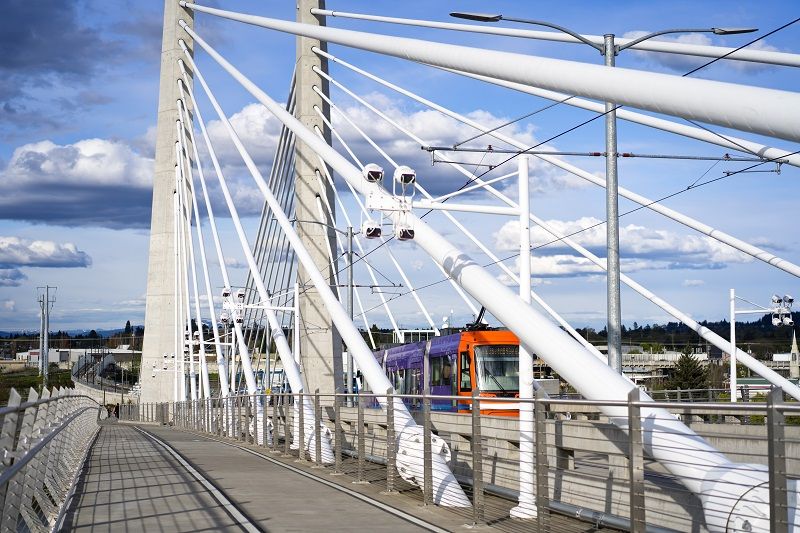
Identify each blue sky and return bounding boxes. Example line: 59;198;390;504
0;0;798;334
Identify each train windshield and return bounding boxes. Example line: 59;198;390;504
474;344;519;392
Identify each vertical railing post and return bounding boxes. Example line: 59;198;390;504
472;390;484;524
314;389;322;465
246;395;253;444
284;393;292;457
237;395;243;441
534;388;550;532
384;388;396;493
422;391;433;506
767;387;788;533
297;392;305;462
271;391;279;452
628;387;646;532
333;390;343;474
356;396;366;483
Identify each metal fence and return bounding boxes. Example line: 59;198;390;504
0;387;104;532
125;389;799;533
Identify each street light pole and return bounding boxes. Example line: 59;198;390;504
449;12;755;376
603;34;622;374
347;225;355;401
730;288;737;402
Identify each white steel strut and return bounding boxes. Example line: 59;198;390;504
178;18;797;528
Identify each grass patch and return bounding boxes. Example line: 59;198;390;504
0;367;74;405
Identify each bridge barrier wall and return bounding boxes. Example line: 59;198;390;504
0;387;105;532
128;392;799;532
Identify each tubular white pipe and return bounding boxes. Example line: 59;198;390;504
511;156;536;519
178;20;784;528
176;92;231;400
315;72;603;358
182;24;468;505
311;8;800;69
175;156;198;401
176;124;212;400
438;67;800;169
316;48;800;277
313;59;800;400
181;2;800;142
411;201;519;216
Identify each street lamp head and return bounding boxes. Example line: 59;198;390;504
711;27;758;35
450;12;502;23
784;294;794;305
783;316;794;327
772;294;783;304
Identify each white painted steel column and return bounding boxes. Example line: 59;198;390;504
173;191;181;402
730;289;737;403
179;25;467;504
511;156;536;519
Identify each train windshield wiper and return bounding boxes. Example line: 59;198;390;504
481;364;507;393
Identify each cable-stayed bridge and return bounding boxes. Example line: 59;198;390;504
3;1;800;531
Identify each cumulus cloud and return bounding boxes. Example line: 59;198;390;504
493;217;752;277
224;257;248;269
0;236;92;268
329;92;587;196
622;31;778;74
0;138;153;228
2;300;15;312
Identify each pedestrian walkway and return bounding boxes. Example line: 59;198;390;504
61;424;443;532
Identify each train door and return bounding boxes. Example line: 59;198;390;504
457;347;473;412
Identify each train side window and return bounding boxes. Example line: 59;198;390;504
460;351;471;391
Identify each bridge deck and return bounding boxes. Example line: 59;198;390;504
61;423;451;532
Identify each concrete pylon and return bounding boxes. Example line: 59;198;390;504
140;0;194;404
294;0;343;399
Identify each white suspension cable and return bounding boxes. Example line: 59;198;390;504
179;47;334;461
176;22;782;525
178;65;274;408
314;110;481;319
175;153;198;401
180;24;468;501
316;48;800;278
311;169;377;349
180;2;800;142
438;67;800;168
173;187;183;401
313;66;800;398
177;121;213;400
316;75;602;357
176;89;232;400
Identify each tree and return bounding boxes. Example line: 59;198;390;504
124;320;132;335
667;352;707;391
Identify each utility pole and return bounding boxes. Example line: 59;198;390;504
37;285;56;389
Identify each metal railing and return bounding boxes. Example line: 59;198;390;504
125;389;799;532
0;387;104;532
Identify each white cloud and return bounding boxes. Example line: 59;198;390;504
682;279;706;287
0;236;92;268
0;268;26;287
494;217;751;270
224;257;247;269
622;31;778;73
2;300;15;312
0;138;153;228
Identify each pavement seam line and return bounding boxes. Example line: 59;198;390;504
183;429;451;533
133;426;261;533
